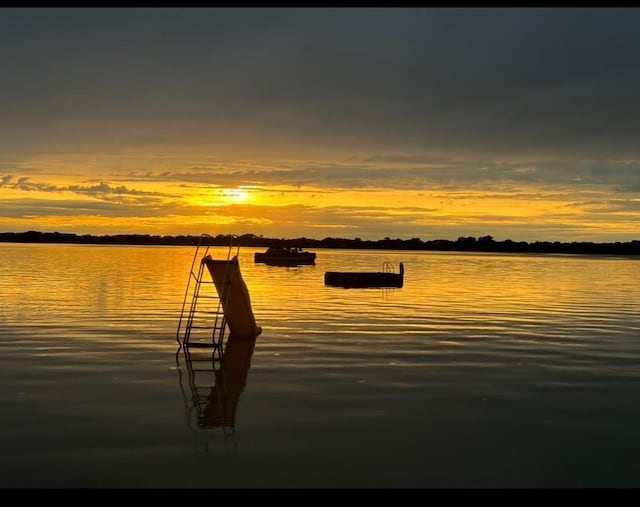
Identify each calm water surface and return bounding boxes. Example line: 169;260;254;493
1;243;639;488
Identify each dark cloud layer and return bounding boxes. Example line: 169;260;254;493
2;7;640;159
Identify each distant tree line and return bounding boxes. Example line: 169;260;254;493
1;231;640;255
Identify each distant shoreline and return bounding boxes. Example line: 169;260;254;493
1;231;639;256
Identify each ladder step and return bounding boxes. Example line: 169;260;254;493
177;235;242;351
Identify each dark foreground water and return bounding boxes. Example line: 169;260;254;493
1;243;639;488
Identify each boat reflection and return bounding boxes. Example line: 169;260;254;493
176;332;257;437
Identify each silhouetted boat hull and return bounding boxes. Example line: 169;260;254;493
324;262;404;288
255;247;316;266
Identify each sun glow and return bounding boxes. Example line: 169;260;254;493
220;188;251;204
188;187;254;207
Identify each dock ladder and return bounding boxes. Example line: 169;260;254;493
176;234;240;355
176;234;241;439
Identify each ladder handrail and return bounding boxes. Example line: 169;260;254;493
176;234;240;353
176;234;212;345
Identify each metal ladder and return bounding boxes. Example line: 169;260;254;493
175;234;240;436
176;234;239;353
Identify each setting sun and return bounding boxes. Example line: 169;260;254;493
220;188;251;204
187;186;254;208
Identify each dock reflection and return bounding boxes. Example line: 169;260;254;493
176;332;257;440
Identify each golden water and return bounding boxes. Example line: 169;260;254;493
1;243;639;487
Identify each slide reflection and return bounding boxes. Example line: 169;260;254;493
176;332;257;434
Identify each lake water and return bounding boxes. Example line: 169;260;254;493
1;242;639;488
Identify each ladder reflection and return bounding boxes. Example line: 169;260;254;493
176;332;257;441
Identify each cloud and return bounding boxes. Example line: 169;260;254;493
0;175;169;204
140;157;640;194
2;8;640;160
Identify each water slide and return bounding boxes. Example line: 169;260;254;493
202;255;262;337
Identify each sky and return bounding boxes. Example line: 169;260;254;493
2;7;640;243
